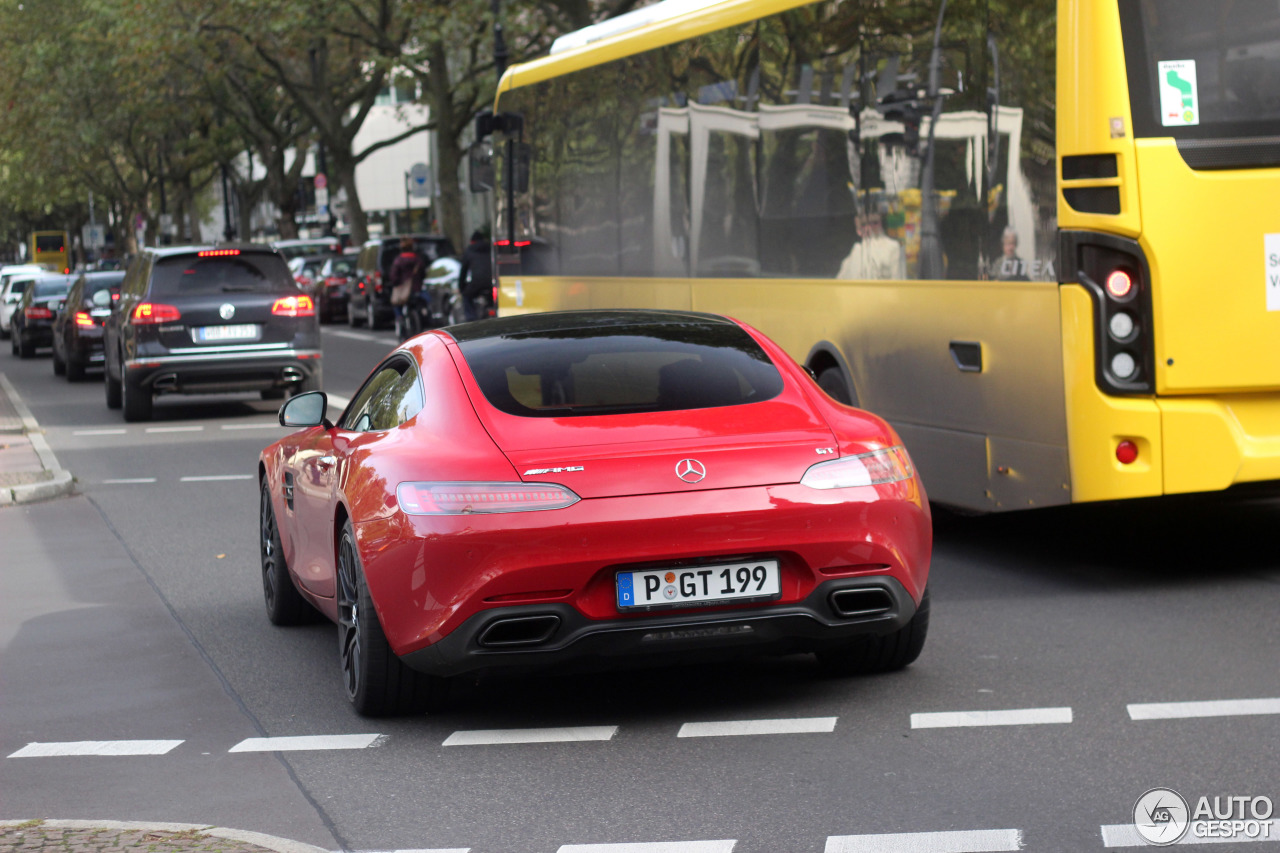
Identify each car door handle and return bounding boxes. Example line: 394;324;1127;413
317;455;337;470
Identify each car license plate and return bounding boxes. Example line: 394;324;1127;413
194;324;258;342
616;559;781;610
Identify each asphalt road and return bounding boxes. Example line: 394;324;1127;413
2;322;1278;853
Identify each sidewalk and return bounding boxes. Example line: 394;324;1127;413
0;373;74;505
0;820;329;853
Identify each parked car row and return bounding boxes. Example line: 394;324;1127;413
4;244;324;423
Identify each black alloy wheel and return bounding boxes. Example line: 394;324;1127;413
260;480;314;625
65;356;85;381
336;519;444;716
816;587;930;676
121;368;153;422
105;363;122;409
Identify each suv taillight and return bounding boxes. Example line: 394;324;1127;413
132;303;182;324
272;294;315;317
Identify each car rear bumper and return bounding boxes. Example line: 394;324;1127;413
401;576;919;677
125;348;322;394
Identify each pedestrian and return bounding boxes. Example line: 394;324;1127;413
388;236;424;337
458;230;493;321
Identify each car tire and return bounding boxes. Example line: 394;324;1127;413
17;333;34;359
66;359;85;382
347;297;364;328
105;366;122;409
366;296;382;330
336;518;447;716
816;366;857;407
816;588;930;676
52;349;66;376
260;480;316;626
121;369;153;422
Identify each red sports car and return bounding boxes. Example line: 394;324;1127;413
259;310;932;716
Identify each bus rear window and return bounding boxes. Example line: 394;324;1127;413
1120;0;1280;140
458;318;784;417
35;234;65;252
151;254;294;297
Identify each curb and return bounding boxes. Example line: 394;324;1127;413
0;373;75;505
0;819;332;853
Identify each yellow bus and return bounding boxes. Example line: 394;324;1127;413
485;0;1280;512
31;230;69;272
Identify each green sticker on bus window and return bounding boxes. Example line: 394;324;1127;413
1158;60;1199;127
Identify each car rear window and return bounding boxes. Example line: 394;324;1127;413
33;278;72;298
150;253;294;297
83;274;124;299
459;320;784;417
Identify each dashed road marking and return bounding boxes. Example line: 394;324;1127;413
73;428;127;436
1101;820;1280;847
9;740;184;757
443;726;618;746
228;734;385;752
101;478;157;484
910;707;1072;729
677;717;838;738
145;426;205;433
825;829;1023;852
557;843;736;853
1128;698;1280;720
180;474;254;482
354;849;470;853
221;423;281;430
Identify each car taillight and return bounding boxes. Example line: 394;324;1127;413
74;311;94;327
271;294;315;317
800;446;914;489
24;306;53;320
396;482;580;515
132;303;181;324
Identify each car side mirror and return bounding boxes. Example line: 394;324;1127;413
279;391;331;429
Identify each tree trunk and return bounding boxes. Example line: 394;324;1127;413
332;154;367;244
424;40;467;252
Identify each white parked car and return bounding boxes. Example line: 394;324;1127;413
0;266;46;339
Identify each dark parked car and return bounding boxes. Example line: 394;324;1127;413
316;252;359;323
103;244;323;422
10;273;75;358
346;234;455;330
52;270;126;380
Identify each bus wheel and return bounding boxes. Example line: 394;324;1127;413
816;367;855;406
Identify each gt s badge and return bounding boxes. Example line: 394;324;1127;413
816;447;836;455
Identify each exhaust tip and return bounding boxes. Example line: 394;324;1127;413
281;366;304;383
829;587;895;619
477;614;561;648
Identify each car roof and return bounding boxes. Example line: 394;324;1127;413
445;309;737;344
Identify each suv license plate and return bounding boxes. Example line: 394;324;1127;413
194;324;258;342
617;559;781;610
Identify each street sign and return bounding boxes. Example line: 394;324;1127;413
314;173;328;190
408;162;432;198
81;223;106;249
315;187;330;209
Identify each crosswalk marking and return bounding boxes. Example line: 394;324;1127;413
443;726;618;746
9;740;184;757
677;717;837;738
911;707;1072;729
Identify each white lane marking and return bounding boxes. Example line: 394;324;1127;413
558;843;735;853
180;474;254;482
73;429;127;436
221;423;281;430
327;394;350;409
825;829;1023;852
910;707;1072;729
354;850;470;853
1102;821;1280;847
9;740;183;757
677;717;837;738
228;734;385;752
145;426;205;433
1128;698;1280;720
328;330;384;343
101;478;157;485
443;726;618;746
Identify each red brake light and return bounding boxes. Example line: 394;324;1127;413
132;303;181;324
198;249;240;258
24;306;54;320
1105;270;1133;300
272;294;315;317
74;311;94;327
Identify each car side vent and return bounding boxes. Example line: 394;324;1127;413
1063;187;1121;216
1062;154;1118;181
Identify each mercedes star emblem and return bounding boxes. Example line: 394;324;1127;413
219;303;236;320
675;458;706;483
